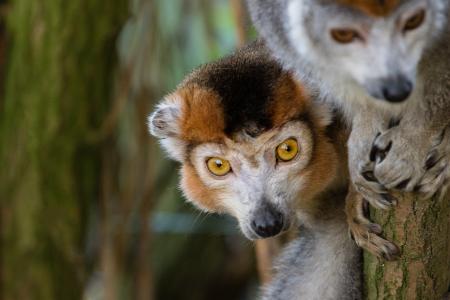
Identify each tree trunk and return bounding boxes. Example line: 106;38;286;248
0;0;127;299
365;192;450;299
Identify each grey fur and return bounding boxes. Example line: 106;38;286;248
246;0;450;209
261;192;362;300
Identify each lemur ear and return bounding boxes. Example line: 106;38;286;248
148;94;183;138
148;93;186;162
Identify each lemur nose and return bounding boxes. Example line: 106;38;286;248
381;76;413;103
251;203;284;238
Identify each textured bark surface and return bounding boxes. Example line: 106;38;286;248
365;192;450;299
0;1;127;299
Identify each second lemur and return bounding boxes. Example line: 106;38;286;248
246;0;450;257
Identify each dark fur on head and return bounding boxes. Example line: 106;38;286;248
182;41;284;136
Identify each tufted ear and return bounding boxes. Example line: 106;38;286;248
148;93;186;162
148;93;183;138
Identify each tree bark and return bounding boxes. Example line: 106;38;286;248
365;192;450;299
0;0;127;299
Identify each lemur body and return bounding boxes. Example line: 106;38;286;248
246;0;450;257
261;190;362;300
149;42;362;299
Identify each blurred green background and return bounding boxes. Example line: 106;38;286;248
0;0;260;299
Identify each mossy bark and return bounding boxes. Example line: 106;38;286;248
364;192;450;299
0;1;127;299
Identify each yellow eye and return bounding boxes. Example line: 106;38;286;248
276;138;299;162
206;157;231;176
330;28;360;44
404;10;425;32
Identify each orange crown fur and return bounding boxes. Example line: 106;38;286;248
338;0;400;17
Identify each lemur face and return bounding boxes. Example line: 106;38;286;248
248;0;448;103
287;0;446;103
149;43;337;240
185;121;318;239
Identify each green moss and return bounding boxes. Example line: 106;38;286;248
364;192;450;300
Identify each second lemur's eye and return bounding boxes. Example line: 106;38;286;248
206;157;231;176
330;29;361;44
403;9;425;32
276;138;299;162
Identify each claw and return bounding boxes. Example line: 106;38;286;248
362;170;378;182
345;187;400;261
349;215;400;261
380;243;401;261
368;222;383;235
369;132;381;162
355;184;397;210
380;193;398;206
425;149;441;170
395;178;411;190
374;140;392;163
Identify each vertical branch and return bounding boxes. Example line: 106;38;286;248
230;0;247;47
365;192;450;299
0;4;8;299
97;1;158;298
134;88;156;300
255;239;282;284
199;0;220;54
100;142;119;300
93;63;133;300
0;0;128;298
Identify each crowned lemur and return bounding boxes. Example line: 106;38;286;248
246;0;450;257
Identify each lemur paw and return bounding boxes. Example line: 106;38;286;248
371;126;430;192
416;126;450;199
346;193;400;261
372;124;450;199
349;220;400;261
351;160;398;210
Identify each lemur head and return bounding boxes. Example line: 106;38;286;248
247;0;448;103
149;42;339;240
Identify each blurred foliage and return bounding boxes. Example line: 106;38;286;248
107;0;258;299
119;0;240;97
116;1;259;299
0;0;258;299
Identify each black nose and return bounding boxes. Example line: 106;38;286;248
381;76;413;103
251;203;284;238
